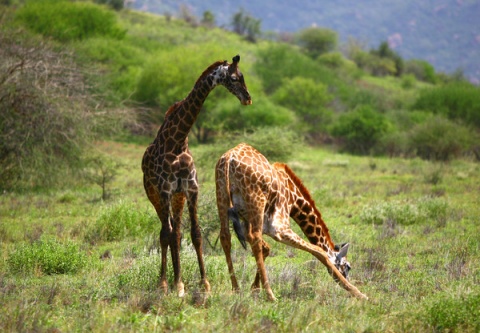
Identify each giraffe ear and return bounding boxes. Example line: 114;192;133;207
336;243;349;260
228;55;240;74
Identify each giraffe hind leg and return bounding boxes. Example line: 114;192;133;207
248;229;276;302
170;192;187;297
185;191;211;293
251;239;271;291
217;190;240;292
143;178;171;294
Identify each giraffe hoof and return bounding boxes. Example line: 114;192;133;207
202;279;211;293
177;282;185;298
159;280;168;295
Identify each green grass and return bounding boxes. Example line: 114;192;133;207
1;141;479;332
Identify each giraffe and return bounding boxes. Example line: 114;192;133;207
142;55;252;297
215;143;367;301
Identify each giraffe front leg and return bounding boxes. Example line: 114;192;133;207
159;219;171;294
170;220;184;297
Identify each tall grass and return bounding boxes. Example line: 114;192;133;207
7;236;87;275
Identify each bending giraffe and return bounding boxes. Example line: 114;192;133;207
142;56;252;297
215;143;367;301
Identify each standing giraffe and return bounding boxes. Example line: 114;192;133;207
215;143;367;301
142;56;252;297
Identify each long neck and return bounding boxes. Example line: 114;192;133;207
158;73;216;147
290;193;336;255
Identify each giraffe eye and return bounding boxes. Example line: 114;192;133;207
231;75;239;82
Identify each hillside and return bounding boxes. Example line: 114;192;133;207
130;0;480;83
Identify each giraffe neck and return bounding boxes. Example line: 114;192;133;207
291;195;336;256
275;163;337;257
156;62;229;151
158;77;216;147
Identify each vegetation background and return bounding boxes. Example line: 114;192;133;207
131;0;480;84
0;1;479;332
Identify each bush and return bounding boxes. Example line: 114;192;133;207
195;127;303;173
412;82;480;127
296;27;338;58
272;77;333;134
330;105;391;154
196;96;295;140
7;237;87;275
133;43;242;108
408;116;474;161
404;59;437;83
0;29;93;190
15;0;125;41
84;201;157;244
254;44;338;94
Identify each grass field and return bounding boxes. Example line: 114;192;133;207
1;141;479;332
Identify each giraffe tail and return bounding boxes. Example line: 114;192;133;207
228;208;247;250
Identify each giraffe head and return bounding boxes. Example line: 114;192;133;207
214;55;252;105
328;243;351;281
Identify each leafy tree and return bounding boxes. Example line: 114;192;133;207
370;41;404;76
231;8;261;42
331;106;391;154
201;11;215;28
296;27;338;58
272;77;333;134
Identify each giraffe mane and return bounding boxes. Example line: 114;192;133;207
195;60;227;86
273;162;336;249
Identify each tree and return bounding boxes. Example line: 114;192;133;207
370;41;404;76
231;8;261;42
297;27;338;59
201;11;215;28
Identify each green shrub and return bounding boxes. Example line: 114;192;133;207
412;82;480;127
7;236;87;275
408;116;474;161
404;59;437;83
254;43;338;94
206;97;295;134
330;105;391;154
85;201;157;244
272;77;333;133
15;0;125;41
226;127;304;162
401;74;416;89
424;291;480;332
296;27;338;58
133;43;241;108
